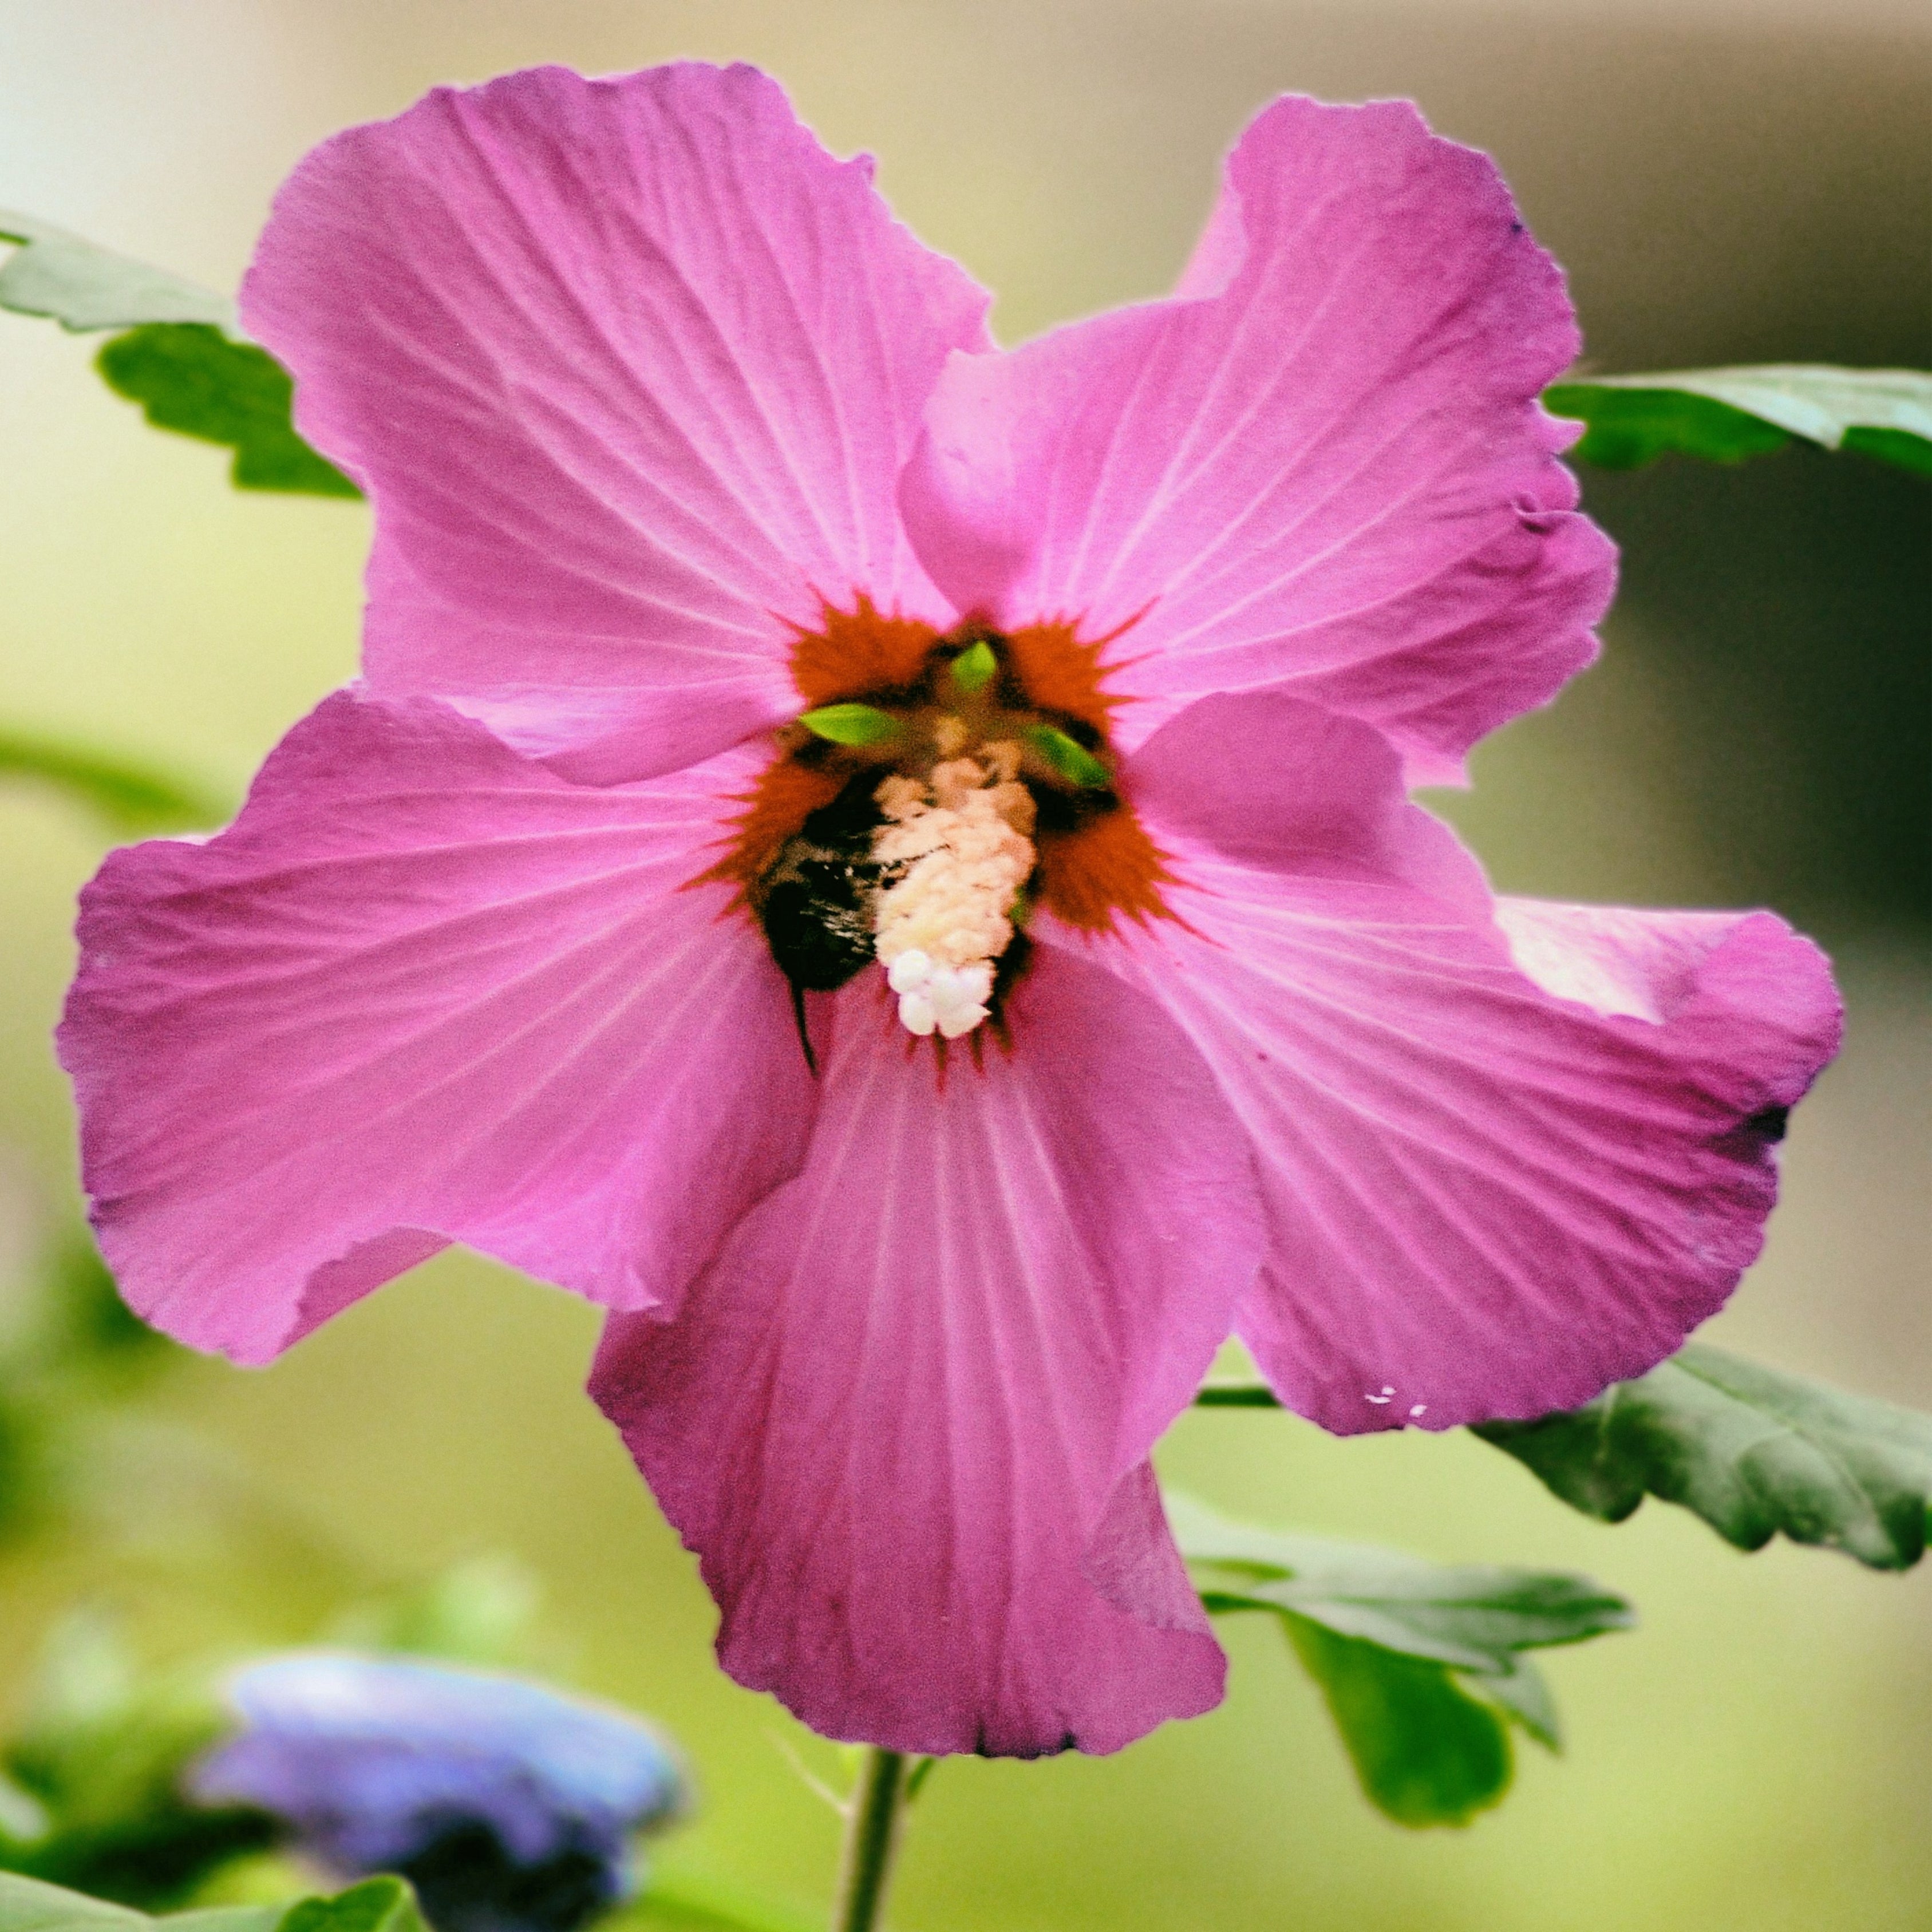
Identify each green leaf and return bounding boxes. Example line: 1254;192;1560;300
1192;1382;1283;1408
1475;1342;1932;1571
1025;724;1110;788
0;1874;285;1932
1547;365;1932;475
1173;1496;1633;1673
0;214;356;501
1468;1652;1563;1753
1282;1620;1514;1828
96;327;359;500
1172;1494;1631;1827
0;727;221;832
949;639;997;693
795;704;901;746
0;214;231;334
1544;384;1791;468
278;1880;426;1932
1842;424;1932;477
0;1826;279;1925
0;1872;144;1932
160;1913;285;1932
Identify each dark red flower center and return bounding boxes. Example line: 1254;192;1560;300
705;599;1170;1043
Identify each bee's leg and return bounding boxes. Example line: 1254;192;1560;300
789;978;819;1077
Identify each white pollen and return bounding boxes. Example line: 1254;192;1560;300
928;963;993;1013
887;949;933;994
1410;1404;1427;1417
874;745;1036;1040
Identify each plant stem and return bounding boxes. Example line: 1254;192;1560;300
833;1747;908;1932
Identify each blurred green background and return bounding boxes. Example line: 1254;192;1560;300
1;3;1926;1927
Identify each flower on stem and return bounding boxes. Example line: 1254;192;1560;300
60;66;1839;1759
191;1656;683;1932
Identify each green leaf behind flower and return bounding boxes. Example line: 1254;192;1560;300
164;1914;290;1932
1475;1342;1932;1571
0;1875;426;1932
1;214;357;500
1191;1383;1283;1408
278;1881;425;1932
0;1859;806;1932
1279;1621;1513;1827
0;1871;145;1932
0;214;232;335
0;1872;287;1932
1547;364;1932;475
0;726;222;833
1171;1494;1631;1826
94;328;359;500
1172;1497;1633;1672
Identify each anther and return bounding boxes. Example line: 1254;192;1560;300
872;745;1034;1040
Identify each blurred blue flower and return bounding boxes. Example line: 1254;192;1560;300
191;1655;685;1932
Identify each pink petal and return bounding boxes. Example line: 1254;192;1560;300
899;95;1614;784
592;943;1263;1756
58;690;815;1366
242;63;990;782
1107;692;1842;1433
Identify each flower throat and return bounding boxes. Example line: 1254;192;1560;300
707;602;1171;1058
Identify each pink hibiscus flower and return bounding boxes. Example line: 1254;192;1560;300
58;65;1840;1758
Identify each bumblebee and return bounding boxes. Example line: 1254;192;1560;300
754;774;888;1065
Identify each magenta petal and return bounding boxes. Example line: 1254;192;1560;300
591;943;1263;1756
243;64;990;780
1115;693;1843;1433
58;690;815;1365
1124;688;1491;912
900;96;1614;783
